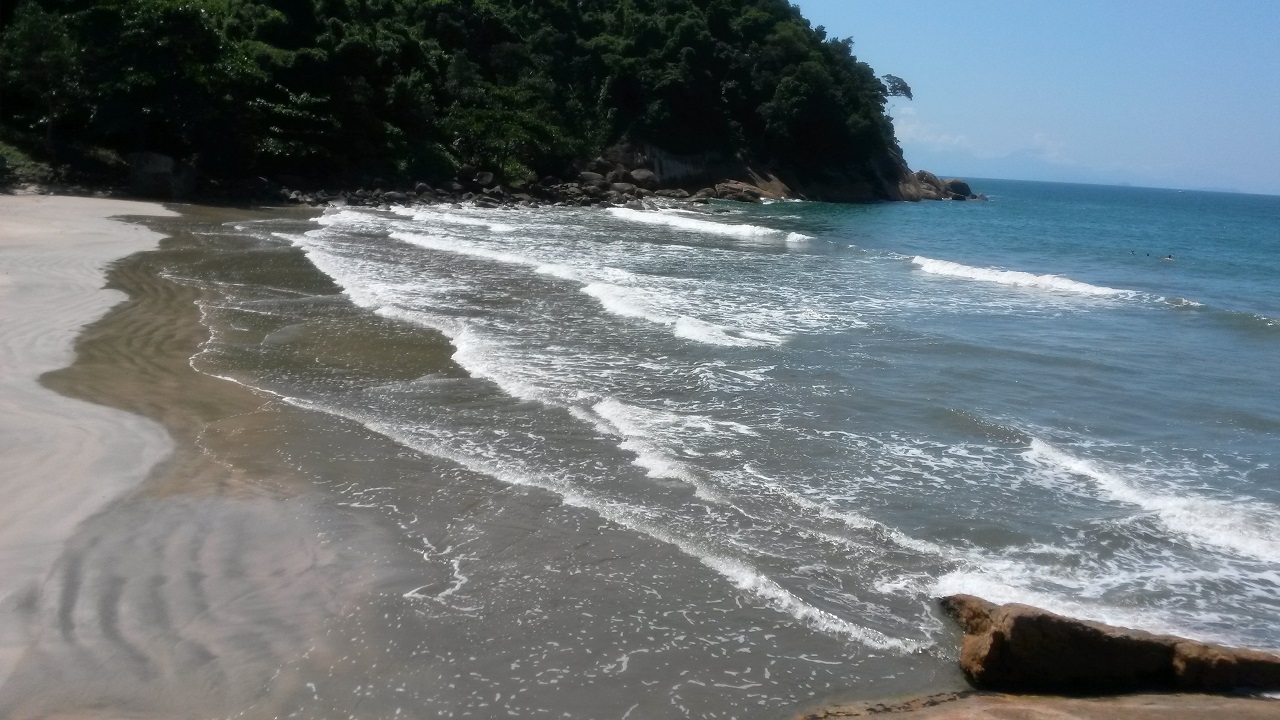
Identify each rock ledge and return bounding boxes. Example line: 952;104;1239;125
798;692;1280;719
942;595;1280;694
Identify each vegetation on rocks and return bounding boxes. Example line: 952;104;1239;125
1;0;910;196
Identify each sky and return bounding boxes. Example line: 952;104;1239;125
792;0;1280;194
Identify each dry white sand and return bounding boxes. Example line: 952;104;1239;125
0;194;176;688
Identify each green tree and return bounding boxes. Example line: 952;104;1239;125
0;0;909;192
881;73;912;101
0;2;81;152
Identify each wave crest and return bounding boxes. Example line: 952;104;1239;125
912;256;1130;297
608;208;813;241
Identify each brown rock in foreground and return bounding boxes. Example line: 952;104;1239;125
797;692;1280;719
941;595;1280;694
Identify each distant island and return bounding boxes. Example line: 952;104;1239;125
0;0;975;203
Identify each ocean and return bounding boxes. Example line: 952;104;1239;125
178;179;1279;717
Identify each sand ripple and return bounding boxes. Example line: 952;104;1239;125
0;202;409;719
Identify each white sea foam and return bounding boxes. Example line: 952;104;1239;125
691;551;918;651
582;283;781;347
394;233;777;347
587;398;759;501
1025;438;1280;563
607;208;813;241
324;212;796;349
930;562;1203;643
392;307;569;408
290;227;571;409
736;464;947;557
393;230;645;291
912;256;1131;297
575;500;924;652
271;394;919;653
534;263;582;281
929;541;1280;651
290;244;388;308
582;282;667;322
593;398;758;440
314;207;391;233
393;206;519;233
391;231;537;268
673;317;782;347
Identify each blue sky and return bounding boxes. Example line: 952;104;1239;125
792;1;1280;194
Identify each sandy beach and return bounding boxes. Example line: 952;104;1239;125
0;194;177;690
0;196;417;719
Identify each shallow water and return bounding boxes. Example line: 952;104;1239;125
53;182;1277;718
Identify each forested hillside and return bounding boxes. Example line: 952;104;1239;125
0;0;912;196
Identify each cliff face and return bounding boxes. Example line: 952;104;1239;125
784;146;923;203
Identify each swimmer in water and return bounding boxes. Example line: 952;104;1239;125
1162;254;1174;261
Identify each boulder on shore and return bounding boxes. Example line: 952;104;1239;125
578;171;607;189
917;185;941;200
915;170;945;193
909;170;984;201
943;178;972;197
941;595;1280;694
629;168;660;190
715;180;775;203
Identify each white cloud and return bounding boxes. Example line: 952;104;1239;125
1028;132;1069;163
891;106;973;150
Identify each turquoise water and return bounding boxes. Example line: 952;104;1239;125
191;180;1279;716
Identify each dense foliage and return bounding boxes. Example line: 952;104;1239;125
0;0;903;186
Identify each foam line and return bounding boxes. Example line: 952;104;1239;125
391;231;536;268
608;208;813;241
269;395;921;653
392;206;519;233
912;256;1130;297
1026;439;1280;563
582;283;781;347
931;565;1200;644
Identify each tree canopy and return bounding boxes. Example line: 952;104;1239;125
1;0;907;187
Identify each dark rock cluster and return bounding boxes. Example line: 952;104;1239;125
256;146;978;211
268;162;800;212
913;171;987;201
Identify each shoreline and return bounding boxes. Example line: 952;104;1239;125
1;193;1276;718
